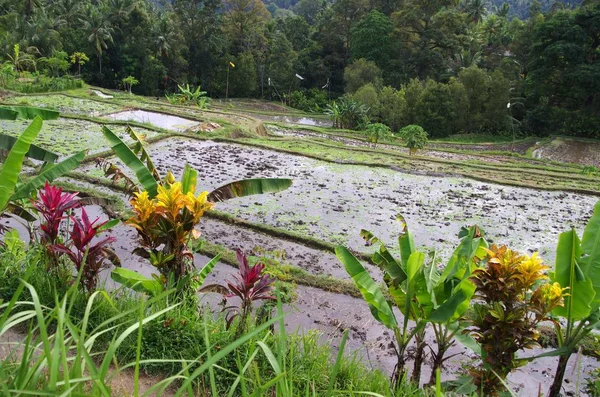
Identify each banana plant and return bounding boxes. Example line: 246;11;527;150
101;125;292;203
0;106;85;221
337;217;484;386
101;125;291;281
547;200;600;397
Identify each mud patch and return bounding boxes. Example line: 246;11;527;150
199;217;382;279
533;137;600;168
79;137;597;265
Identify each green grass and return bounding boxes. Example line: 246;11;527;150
0;246;429;397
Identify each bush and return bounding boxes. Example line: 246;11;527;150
5;74;84;93
400;124;428;154
364;122;392;146
287;88;328;111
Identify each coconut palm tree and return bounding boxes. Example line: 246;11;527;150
462;0;487;24
80;7;114;74
153;14;174;58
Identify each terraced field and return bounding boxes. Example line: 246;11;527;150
2;87;599;395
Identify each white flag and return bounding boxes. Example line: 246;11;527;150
268;77;271;86
295;73;304;80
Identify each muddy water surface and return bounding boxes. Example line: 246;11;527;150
104;110;199;132
111;137;597;265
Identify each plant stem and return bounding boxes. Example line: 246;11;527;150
548;353;571;397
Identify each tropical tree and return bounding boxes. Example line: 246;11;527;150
462;0;488;24
400;124;428;155
80;7;114;74
122;75;139;94
70;52;89;77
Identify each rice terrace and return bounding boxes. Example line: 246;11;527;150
1;0;600;396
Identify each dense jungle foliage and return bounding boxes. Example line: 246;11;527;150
0;0;598;137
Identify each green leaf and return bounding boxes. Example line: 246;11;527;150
97;219;120;232
0;108;18;120
198;254;220;286
336;246;397;329
0;117;43;211
0;133;59;163
0;106;59;120
110;268;163;296
10;151;86;201
361;229;406;284
552;229;595;320
127;126;160;180
207;178;292;203
181;164;197;194
102;126;158;197
428;288;468;323
580;200;600;306
396;215;415;268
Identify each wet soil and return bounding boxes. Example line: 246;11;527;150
268;126;508;164
105;137;596;264
533;138;600;168
428;140;535;155
199;217;383;280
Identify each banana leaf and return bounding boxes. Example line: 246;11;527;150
0;133;58;163
0;117;43;211
397;214;415;268
552;229;595;320
0;106;59;120
580;200;600;307
0;108;18;120
5;203;36;222
361;229;406;284
111;268;163;296
127;126;160;180
181;163;197;194
198;254;220;285
102;126;158;197
207;178;292;203
10;150;86;201
336;245;398;329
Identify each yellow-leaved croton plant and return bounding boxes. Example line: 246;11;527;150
128;170;213;280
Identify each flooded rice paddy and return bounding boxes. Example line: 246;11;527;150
0;118;158;157
104;110;199;131
80;136;596;264
254;114;331;127
4;94;122;116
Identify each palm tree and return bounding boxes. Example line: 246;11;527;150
51;0;84;29
153;15;174;58
80;8;114;74
494;2;510;18
462;0;487;24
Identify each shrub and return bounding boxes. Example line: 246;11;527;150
364;122;392;146
467;245;566;395
399;124;428;155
